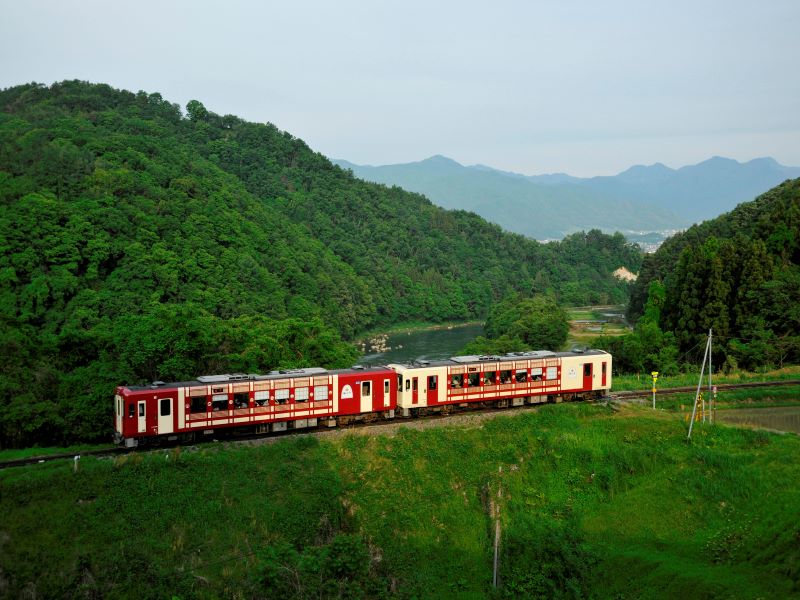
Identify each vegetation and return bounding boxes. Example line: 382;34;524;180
611;365;800;392
626;179;800;371
0;80;641;447
461;294;569;354
1;403;798;598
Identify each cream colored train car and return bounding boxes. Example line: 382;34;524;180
390;349;611;416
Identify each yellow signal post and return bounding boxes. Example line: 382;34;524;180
651;371;659;409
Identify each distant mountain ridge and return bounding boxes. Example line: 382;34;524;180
334;155;800;240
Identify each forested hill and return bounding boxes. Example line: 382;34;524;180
628;178;800;368
0;81;640;446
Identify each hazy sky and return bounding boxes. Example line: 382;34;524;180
2;0;798;176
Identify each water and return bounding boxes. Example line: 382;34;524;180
716;406;800;434
357;323;484;366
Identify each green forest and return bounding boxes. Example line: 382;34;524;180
0;81;641;447
607;179;800;375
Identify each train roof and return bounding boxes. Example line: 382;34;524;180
121;365;394;392
119;349;610;391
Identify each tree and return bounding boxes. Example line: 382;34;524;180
185;99;208;122
466;294;569;354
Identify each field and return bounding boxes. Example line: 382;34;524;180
612;365;800;391
566;305;630;347
1;396;799;599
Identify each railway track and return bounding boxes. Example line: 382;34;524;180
4;379;799;470
610;379;800;400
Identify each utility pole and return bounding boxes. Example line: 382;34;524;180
492;465;502;589
708;331;713;424
688;329;712;439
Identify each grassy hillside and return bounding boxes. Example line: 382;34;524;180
1;401;797;598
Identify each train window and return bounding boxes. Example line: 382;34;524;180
295;388;309;403
484;372;496;385
584;364;591;377
160;399;171;417
500;370;512;384
531;367;542;381
362;381;371;397
275;389;289;404
254;390;269;406
515;371;527;383
384;380;390;395
428;375;437;391
212;393;229;411
314;385;328;401
602;362;607;377
451;374;464;388
405;379;411;391
546;366;558;380
412;378;418;392
233;392;249;408
467;372;479;387
191;396;207;413
128;404;134;418
397;374;403;392
138;403;145;417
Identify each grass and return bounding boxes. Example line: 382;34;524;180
649;385;800;412
0;443;114;462
612;365;800;391
1;403;798;598
566;305;630;348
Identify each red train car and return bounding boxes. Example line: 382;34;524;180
114;366;396;447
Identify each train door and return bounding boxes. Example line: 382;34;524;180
426;374;438;405
602;362;607;386
360;379;372;413
383;379;391;408
583;363;593;390
158;398;173;435
412;377;418;405
137;401;146;433
115;395;123;435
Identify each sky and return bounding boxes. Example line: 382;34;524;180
1;0;798;177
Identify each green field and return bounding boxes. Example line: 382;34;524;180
612;365;800;391
1;400;798;599
566;305;630;348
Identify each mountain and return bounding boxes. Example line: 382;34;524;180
334;156;685;240
335;155;800;239
579;156;800;222
0;81;642;446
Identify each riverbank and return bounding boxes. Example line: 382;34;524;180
355;320;483;343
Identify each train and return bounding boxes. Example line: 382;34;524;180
114;349;612;447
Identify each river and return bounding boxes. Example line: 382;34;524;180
357;323;484;366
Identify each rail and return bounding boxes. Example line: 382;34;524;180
2;379;798;470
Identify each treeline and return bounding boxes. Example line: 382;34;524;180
461;294;569;355
0;81;640;447
609;179;800;373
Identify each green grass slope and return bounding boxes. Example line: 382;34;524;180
1;402;797;598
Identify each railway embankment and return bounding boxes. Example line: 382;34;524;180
1;397;798;598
